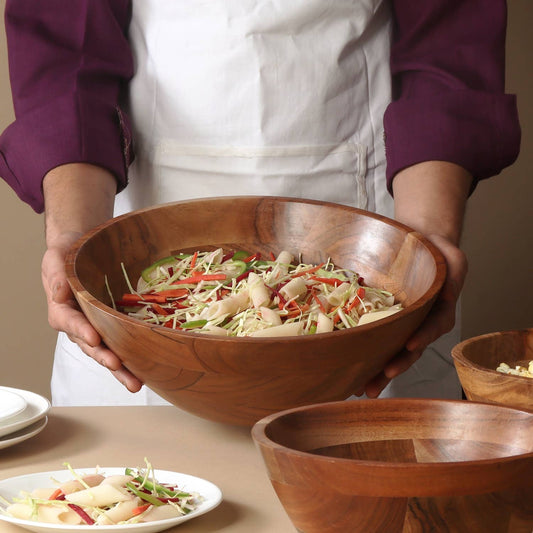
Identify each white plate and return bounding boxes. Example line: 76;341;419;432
0;467;223;533
0;387;50;439
0;416;48;451
0;389;27;422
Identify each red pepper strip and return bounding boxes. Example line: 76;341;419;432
288;300;300;310
221;252;234;262
216;288;231;300
243;252;261;263
346;287;366;313
154;288;188;299
309;276;344;286
235;270;251;283
190;250;198;269
269;251;276;261
305;292;314;306
132;503;151;516
121;293;167;304
292;262;325;278
271;289;287;310
172;273;227;284
312;293;327;313
68;504;95;525
286;302;309;318
48;488;64;500
151;303;170;316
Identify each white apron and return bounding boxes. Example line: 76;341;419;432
52;0;462;406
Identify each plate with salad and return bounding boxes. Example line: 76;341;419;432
0;461;222;533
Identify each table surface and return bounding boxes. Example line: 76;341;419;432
0;406;295;532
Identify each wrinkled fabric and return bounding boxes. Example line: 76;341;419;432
0;0;521;213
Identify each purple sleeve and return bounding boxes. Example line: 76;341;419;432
0;0;134;213
384;0;521;193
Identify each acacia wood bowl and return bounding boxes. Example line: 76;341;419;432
252;398;533;533
65;196;445;426
451;329;533;413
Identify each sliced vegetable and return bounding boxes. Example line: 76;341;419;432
113;248;402;336
67;503;95;525
172;273;227;285
141;255;188;283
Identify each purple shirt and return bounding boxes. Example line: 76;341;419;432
0;0;521;213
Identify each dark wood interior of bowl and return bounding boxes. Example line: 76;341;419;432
453;329;533;371
261;399;533;461
252;399;533;532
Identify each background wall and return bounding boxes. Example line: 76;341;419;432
0;1;531;401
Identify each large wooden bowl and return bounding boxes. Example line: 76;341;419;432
252;398;533;533
66;196;445;426
452;329;533;413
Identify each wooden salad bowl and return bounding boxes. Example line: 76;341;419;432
252;398;533;533
452;329;533;413
66;196;445;426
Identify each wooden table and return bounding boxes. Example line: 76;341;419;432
0;406;295;532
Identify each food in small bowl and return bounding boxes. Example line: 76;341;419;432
252;398;533;533
451;328;533;412
66;196;445;426
496;359;533;378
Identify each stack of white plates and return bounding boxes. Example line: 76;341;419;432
0;386;50;450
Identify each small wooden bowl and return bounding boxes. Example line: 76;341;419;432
451;329;533;413
66;196;445;426
252;398;533;533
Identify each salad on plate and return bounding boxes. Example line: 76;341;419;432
0;459;209;527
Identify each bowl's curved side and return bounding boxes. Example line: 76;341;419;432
451;329;533;413
252;399;533;532
454;359;533;413
73;282;437;426
65;197;446;425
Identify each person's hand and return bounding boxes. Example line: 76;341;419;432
41;233;143;392
361;160;472;398
363;234;468;397
42;163;143;392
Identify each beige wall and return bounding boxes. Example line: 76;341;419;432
1;1;531;401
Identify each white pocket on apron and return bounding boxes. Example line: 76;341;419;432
153;140;368;208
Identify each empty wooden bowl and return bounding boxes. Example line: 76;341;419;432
452;329;533;413
66;196;445;426
252;398;533;533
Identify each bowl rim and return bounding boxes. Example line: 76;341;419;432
451;328;533;382
251;398;533;467
251;398;533;497
65;196;447;343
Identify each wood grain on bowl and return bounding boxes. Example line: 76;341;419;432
66;197;446;426
252;399;533;533
452;329;533;413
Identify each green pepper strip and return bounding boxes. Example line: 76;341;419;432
126;483;164;506
181;319;208;329
231;251;250;261
125;468;192;498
